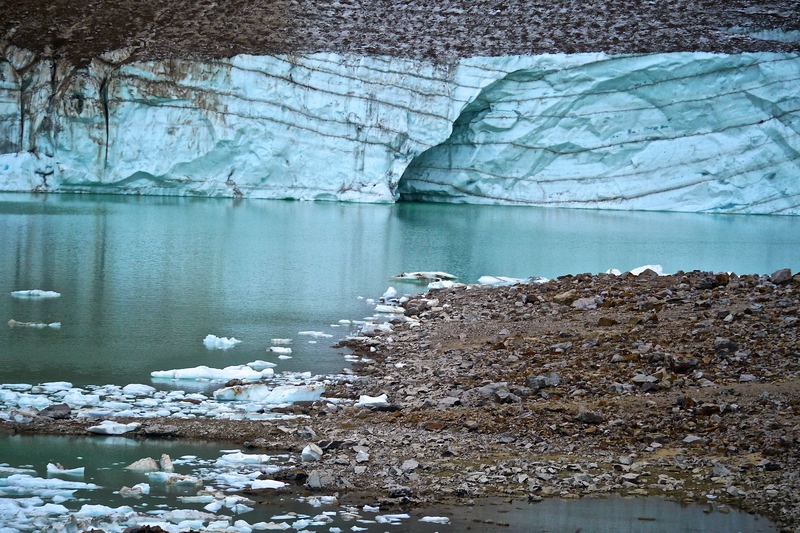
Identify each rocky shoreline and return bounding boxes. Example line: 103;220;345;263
3;268;799;530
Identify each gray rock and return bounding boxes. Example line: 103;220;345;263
714;337;738;355
388;485;413;498
683;435;706;445
770;268;792;285
297;426;317;440
575;409;606;425
401;459;419;472
39;403;71;419
712;463;732;477
527;373;560;390
306;470;335;490
571;297;598;310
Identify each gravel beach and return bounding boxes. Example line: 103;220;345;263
5;269;799;530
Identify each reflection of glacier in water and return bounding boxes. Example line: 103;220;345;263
1;193;800;388
0;435;778;533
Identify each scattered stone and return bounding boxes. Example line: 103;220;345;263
770;268;792;285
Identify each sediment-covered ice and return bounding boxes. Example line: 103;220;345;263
213;384;325;403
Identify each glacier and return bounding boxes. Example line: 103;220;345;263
0;46;798;213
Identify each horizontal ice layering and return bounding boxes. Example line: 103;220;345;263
0;46;798;213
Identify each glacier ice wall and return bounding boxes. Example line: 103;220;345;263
0;48;798;213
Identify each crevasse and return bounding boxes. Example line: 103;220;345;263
0;49;798;214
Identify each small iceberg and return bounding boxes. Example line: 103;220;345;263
87;421;140;435
151;364;265;381
420;516;450;524
246;360;278;371
268;346;292;355
11;289;61;298
46;463;85;477
213;384;325;403
204;334;242;350
390;271;457;282
297;331;332;338
382;286;398;300
271;338;292;345
8;319;61;329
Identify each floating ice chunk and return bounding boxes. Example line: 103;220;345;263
271;338;292;345
119;485;143;498
122;384;156;396
478;275;525;286
362;505;380;513
204;334;242;350
214;384;325;403
269;347;292;355
74;504;134;518
338;319;351;324
86;421;139;435
375;304;405;314
159;509;220;524
151;364;265;381
419;516;450;524
46;463;84;477
278;355;292;360
382;287;398;300
146;472;203;487
246;360;278;371
390;271;457;282
205;500;223;513
298;331;333;338
11;289;61;298
251;479;287;490
1;473;99;491
355;394;389;408
629;264;665;276
7;319;61;329
251;522;291;530
380;514;410;521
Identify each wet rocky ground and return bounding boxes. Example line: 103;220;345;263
4;268;799;531
2;0;799;67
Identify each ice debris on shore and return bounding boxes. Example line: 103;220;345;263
10;289;61;298
203;334;242;350
87;421;140;435
2;368;347;423
214;384;325;403
478;275;549;286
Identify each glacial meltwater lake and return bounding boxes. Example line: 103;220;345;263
1;192;798;532
2;192;799;388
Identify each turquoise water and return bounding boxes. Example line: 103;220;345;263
1;193;799;387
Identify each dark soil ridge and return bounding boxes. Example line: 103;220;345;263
2;0;800;67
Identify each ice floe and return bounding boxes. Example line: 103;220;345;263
297;331;333;339
203;334;242;350
151;365;266;382
390;271;457;282
268;347;292;355
46;463;85;477
10;289;61;298
7;319;61;329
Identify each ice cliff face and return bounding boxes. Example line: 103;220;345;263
0;47;798;213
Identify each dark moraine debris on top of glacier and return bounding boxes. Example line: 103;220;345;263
0;0;799;213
